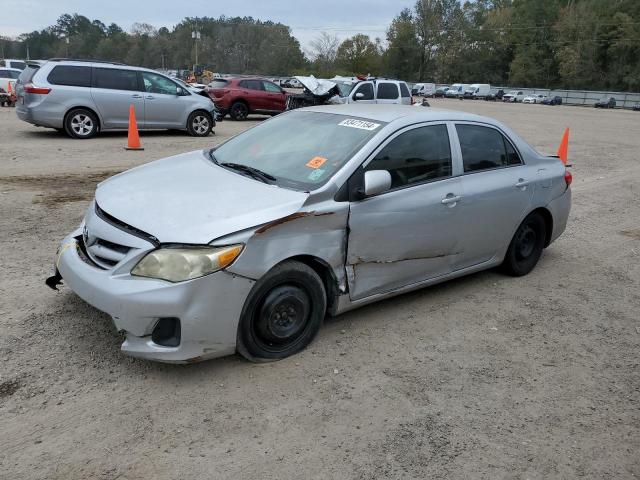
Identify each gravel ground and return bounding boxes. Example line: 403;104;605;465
0;100;639;479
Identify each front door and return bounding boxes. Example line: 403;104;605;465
349;81;376;104
452;123;535;269
262;80;287;111
346;123;464;300
140;72;184;128
91;67;144;129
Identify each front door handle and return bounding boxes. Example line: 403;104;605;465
145;95;154;100
131;94;142;99
515;178;530;189
441;194;461;206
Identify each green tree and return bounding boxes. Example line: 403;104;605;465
336;34;382;75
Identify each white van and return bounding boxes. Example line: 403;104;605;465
411;83;436;97
445;83;469;98
464;83;491;99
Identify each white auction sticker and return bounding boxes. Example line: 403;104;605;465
338;119;381;131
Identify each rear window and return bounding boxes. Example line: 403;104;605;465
209;79;229;88
11;61;26;70
18;65;39;84
377;82;399;100
399;83;411;98
93;68;139;91
47;65;91;87
0;69;20;79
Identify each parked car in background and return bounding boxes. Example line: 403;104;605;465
50;104;572;363
485;89;505;101
594;97;616;108
1;59;27;70
434;86;450;97
503;90;525;102
541;95;563;105
328;78;412;106
412;83;436;97
15;59;216;138
207;77;288;120
0;67;21;93
463;84;490;99
445;83;469;98
281;78;303;89
523;94;547;104
633;104;640;111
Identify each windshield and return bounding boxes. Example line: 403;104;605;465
334;81;355;97
211;111;385;191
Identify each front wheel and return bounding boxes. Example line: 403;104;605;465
237;261;326;361
187;111;213;136
501;212;547;276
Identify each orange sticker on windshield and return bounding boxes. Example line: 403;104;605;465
306;156;327;169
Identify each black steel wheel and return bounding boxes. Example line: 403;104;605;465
501;212;547;276
237;261;326;361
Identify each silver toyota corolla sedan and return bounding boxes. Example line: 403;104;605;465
50;105;571;363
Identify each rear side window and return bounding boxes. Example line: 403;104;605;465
377;82;399;100
365;124;452;189
399;83;411;98
456;124;521;173
209;79;228;88
93;68;139;91
47;65;91;87
238;79;263;90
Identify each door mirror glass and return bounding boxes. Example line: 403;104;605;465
176;86;184;95
363;170;392;196
355;92;365;100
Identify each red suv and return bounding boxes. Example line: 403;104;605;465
207;78;288;120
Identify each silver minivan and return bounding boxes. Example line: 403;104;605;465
15;60;217;139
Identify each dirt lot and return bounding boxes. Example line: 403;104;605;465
0;100;639;479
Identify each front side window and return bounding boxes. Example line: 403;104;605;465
212;111;385;190
353;83;374;100
93;68;139;91
263;81;281;93
142;72;177;95
456;124;521;173
365;124;452;189
377;82;399;100
47;65;91;87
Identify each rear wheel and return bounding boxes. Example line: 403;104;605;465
64;108;98;139
501;212;547;276
230;101;249;121
237;261;326;361
186;110;213;137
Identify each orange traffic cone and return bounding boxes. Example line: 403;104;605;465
557;127;569;165
125;104;144;151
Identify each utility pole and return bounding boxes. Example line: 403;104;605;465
26;44;30;61
65;36;69;58
191;30;201;72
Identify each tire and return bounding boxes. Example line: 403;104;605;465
501;212;547;277
186;110;213;137
237;261;326;361
64;108;98;139
229;101;249;121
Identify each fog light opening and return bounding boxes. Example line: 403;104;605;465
151;317;181;347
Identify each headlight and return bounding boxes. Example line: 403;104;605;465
131;245;243;282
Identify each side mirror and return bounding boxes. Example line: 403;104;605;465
354;92;365;100
177;86;188;96
363;170;392;197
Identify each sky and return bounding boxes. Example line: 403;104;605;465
1;0;416;51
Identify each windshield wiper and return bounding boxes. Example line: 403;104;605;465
219;162;276;184
207;148;276;184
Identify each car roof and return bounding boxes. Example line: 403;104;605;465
303;104;492;124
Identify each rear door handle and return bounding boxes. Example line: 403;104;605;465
145;95;154;100
441;194;461;205
131;94;142;99
515;178;530;189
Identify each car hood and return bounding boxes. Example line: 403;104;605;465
95;150;309;244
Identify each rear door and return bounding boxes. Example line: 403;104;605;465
238;79;268;110
91;67;144;129
140;71;184;128
346;123;464;299
452;123;535;269
376;82;401;104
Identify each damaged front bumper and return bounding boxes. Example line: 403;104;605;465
53;229;255;363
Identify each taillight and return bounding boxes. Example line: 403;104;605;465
24;83;51;94
564;170;572;187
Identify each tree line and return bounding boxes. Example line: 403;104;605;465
2;0;639;91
